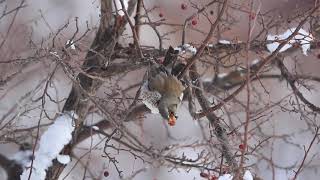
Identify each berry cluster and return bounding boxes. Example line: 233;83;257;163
158;3;198;26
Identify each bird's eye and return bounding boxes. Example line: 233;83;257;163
175;115;178;119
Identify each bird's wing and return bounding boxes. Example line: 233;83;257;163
140;81;161;114
148;72;166;93
163;75;185;98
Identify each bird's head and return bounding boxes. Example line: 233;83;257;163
158;95;180;126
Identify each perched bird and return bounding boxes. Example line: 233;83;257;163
141;48;185;126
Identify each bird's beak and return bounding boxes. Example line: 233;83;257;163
168;112;176;126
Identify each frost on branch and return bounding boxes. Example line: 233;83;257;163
20;111;77;180
266;28;314;55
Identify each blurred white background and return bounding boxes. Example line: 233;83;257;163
1;0;320;180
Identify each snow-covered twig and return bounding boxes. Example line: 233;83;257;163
66;40;76;50
267;28;313;55
218;174;233;180
217;170;253;180
174;43;197;55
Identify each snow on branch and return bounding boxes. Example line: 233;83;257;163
218;39;232;44
66;40;76;50
218;174;233;180
267;28;314;55
217;170;253;180
20;111;77;180
10;150;32;167
243;170;253;180
174;43;197;55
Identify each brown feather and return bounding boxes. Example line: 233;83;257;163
149;72;184;97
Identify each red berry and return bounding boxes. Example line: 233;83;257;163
239;143;246;150
181;3;187;10
200;172;209;178
210;175;217;180
103;171;109;177
159;12;164;18
191;19;197;26
249;13;255;20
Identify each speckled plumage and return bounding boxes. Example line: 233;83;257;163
140;81;161;114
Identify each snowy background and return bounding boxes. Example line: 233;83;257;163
1;0;320;180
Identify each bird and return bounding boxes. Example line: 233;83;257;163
140;47;186;126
